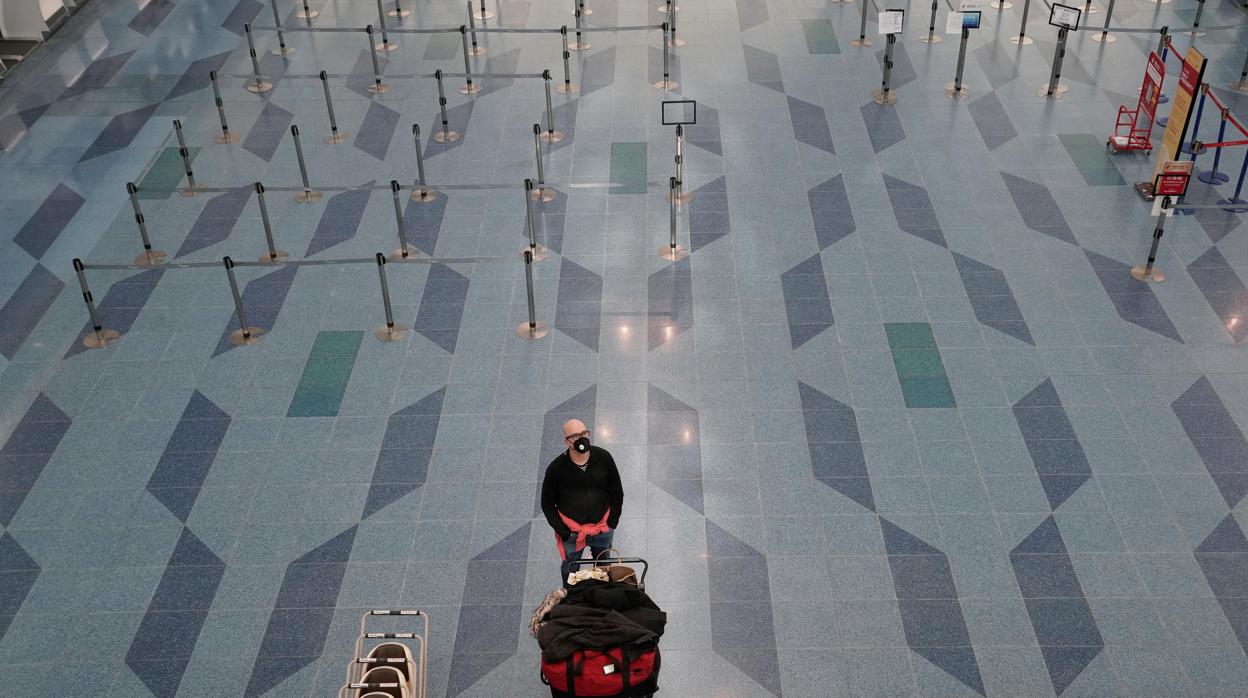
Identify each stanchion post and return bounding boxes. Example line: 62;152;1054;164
410;124;437;202
1220;151;1248;211
852;0;872;47
1042;27;1069;97
320;71;348;144
948;28;971;97
72;259;120;349
173;119;200;196
297;0;319;21
921;0;942;44
531;124;556;202
474;0;495;21
656;22;677;90
291;125;322;203
517;249;548;339
1198;108;1230;184
873;34;899;104
467;1;486;55
660;177;688;260
270;0;294;56
209;71;239;144
374;0;397;51
571;8;589;51
244;24;273;93
224;256;264;345
522;178;548;260
390;179;416;259
365;26;391;93
459;26;481;94
255;182;288;262
127;182;165;266
1191;0;1205;36
669;0;685;47
575;0;592;17
1094;0;1117;42
374;253;408;341
557;27;579;93
1011;0;1034;45
1183;84;1208;154
389;0;409;19
540;70;564;142
433;69;460;142
1131;198;1169;282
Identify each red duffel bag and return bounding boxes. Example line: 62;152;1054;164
540;645;660;697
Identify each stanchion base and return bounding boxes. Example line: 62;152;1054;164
179;186;203;198
391;245;421;260
271;47;295;57
946;82;970;99
1091;32;1116;43
229;328;265;346
410;188;439;202
433;129;461;143
1148;0;1170;4
659;244;688;261
850;38;873;47
388;9;410;17
520;244;548;262
326;132;350;144
376;41;398;52
1229;81;1248;94
556;83;581;94
215;132;241;144
989;1;1012;7
473;10;496;20
367;83;392;94
517;320;549;340
296;9;319;19
573;8;592;15
570;42;591;51
246;81;274;94
1009;36;1033;46
1218;198;1248;213
920;34;943;45
531;187;558;203
655;80;679;91
668;38;686;47
540;130;566;143
470;46;487;56
1130;266;1165;282
1199;171;1231;185
665;190;694;204
658;4;678;12
1085;5;1099;13
1038;82;1069;98
134;250;167;267
259;250;289;263
1189;30;1207;37
83;328;121;349
459;83;482;94
375;323;409;342
871;89;898;105
295;190;323;203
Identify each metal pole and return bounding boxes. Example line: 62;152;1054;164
522;178;547;260
374;253;407;341
375;0;396;51
1223;150;1248;210
675;124;684;198
571;8;588;51
467;1;485;55
127;182;165;266
1131;197;1169;282
389;0;409;19
297;0;319;21
474;0;495;21
270;0;293;56
433;69;459;142
1044;27;1067;97
1095;0;1117;42
390;179;414;258
244;24;273;93
576;0;591;18
1011;0;1033;45
669;0;683;47
873;34;898;104
516;248;548;339
949;28;970;97
173;119;198;196
1198;110;1230;184
459;26;480;94
320;71;348;143
365;26;390;93
1192;0;1205;35
410;124;437;201
291;125;321;203
532;124;555;202
659;176;688;260
921;0;942;44
209;71;238;144
224;256;263;345
657;22;675;90
255;182;287;262
73;258;119;348
540;70;563;142
1184;85;1207;155
558;27;578;93
852;0;872;47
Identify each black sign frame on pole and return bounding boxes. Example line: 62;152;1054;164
661;100;697;126
1048;3;1081;29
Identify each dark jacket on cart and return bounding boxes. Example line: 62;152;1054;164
536;579;667;662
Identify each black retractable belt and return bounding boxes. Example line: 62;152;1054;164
565;654;578;697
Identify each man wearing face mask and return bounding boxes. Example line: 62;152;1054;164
541;419;624;583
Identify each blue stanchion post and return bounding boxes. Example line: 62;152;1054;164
1218;149;1248;212
1198;109;1230;184
1181;84;1207;155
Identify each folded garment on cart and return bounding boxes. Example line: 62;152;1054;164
536;605;660;662
530;587;568;638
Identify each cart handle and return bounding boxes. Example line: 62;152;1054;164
565;556;648;586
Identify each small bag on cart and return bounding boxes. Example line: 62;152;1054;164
540;645;660;698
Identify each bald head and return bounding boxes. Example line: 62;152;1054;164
563;419;588;440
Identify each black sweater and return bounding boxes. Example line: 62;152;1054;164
541;446;624;538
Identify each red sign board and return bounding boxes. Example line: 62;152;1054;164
1136;52;1164;131
1178;56;1201;96
1153;161;1193;197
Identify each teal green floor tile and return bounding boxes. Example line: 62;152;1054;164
900;377;958;409
801;19;841;54
885;322;938;350
609;142;647;194
138;147;200;199
1059;134;1125;186
288;331;364;417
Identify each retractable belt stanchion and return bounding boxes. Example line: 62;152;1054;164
948;26;971;98
366;26;391;93
532;124;557;202
1131;197;1170;282
390;180;417;259
209;71;239;144
575;0;591;17
297;0;319;21
127;182;166;266
1190;0;1206;37
656;22;677;90
375;0;397;51
571;9;589;51
270;0;294;56
921;0;942;44
517;249;548;339
320;71;349;143
224;256;264;346
1219;151;1248;211
669;0;684;47
557;27;579;93
473;0;494;21
665;124;692;203
660;0;678;15
459;26;481;94
410;124;437;202
540;70;564;142
1198;107;1230;184
374;253;408;341
990;0;1012;9
1011;0;1034;45
244;24;273;93
389;0;410;19
434;70;459;142
255;183;288;263
1232;49;1248;93
291;125;322;203
873;33;899;104
851;0;872;47
467;1;486;55
522;179;548;260
173;119;200;196
72;259;120;349
1041;26;1069;97
1182;84;1208;154
1092;0;1117;42
660;177;688;260
1083;0;1099;16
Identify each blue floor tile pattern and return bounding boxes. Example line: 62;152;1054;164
781;254;834;349
3;0;1248;695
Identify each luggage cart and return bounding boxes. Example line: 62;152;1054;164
567;556;649;590
1108;104;1154;154
339;610;429;698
